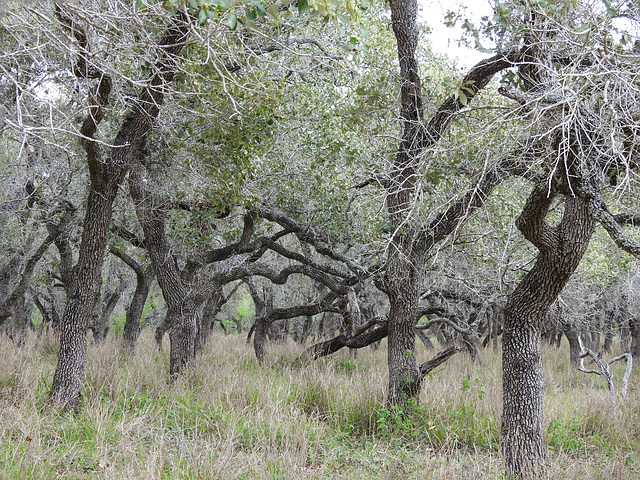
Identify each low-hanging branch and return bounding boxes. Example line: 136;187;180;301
256;290;341;330
307;301;475;360
213;263;356;296
415;316;472;335
419;346;462;378
306;321;388;359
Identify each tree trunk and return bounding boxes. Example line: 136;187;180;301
630;316;640;359
7;295;31;346
502;192;595;478
620;315;631;352
502;324;545;476
125;269;153;351
294;315;313;345
603;310;614;353
415;327;434;351
244;278;271;362
48;285;62;333
386;241;423;407
196;290;225;351
155;311;170;350
51;188;119;410
562;321;581;369
49;9;190;409
384;0;423;408
33;295;51;336
129;165;197;376
231;316;243;333
462;332;481;363
91;279;126;344
253;315;270;364
589;323;600;352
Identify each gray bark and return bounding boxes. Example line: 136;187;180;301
562;320;581;369
129;165;197;376
111;249;155;353
502;187;596;477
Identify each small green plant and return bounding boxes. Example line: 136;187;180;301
461;377;486;400
548;419;585;453
337;360;356;373
110;313;126;335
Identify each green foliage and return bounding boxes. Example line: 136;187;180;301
337;360;356;373
373;400;500;452
110;313;126;335
234;295;254;320
461;377;486;400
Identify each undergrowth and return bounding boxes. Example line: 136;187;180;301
0;331;638;479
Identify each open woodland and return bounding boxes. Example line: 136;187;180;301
1;0;640;478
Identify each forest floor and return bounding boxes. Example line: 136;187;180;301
0;331;638;479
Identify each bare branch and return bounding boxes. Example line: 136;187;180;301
419;346;462;378
415;317;472;335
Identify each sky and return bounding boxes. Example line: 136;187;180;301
419;0;495;68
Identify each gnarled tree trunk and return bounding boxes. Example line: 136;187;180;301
129;165;197;376
502;188;595;477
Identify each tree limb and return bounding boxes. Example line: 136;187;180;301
419;346;462;377
515;183;558;251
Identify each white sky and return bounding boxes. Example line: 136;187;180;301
420;0;640;68
419;0;495;68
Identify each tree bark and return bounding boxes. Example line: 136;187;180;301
5;295;31;346
295;315;314;345
155;311;170;350
111;249;155;353
502;191;595;477
197;289;227;350
91;276;126;344
51;188;119;410
384;0;424;408
129;165;197;376
384;0;518;407
562;320;582;369
603;309;614;353
385;240;424;406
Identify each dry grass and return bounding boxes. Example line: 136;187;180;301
0;331;638;479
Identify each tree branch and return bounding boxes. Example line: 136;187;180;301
589;195;640;259
515;183;558;251
419;346;462;378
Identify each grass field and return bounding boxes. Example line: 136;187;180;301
0;331;638;479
